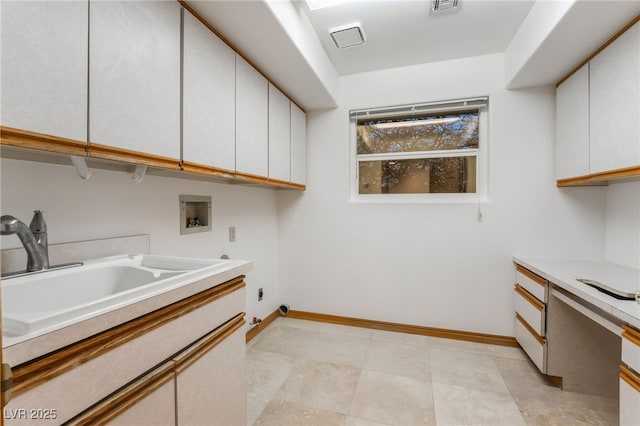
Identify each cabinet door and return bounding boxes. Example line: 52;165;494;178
589;21;640;174
290;103;307;185
236;56;268;177
0;1;87;142
555;64;589;179
268;84;291;182
182;11;235;172
65;363;176;426
107;379;175;426
175;327;246;426
89;1;181;160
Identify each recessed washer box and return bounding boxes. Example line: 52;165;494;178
180;195;212;235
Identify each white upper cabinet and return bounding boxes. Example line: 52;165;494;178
89;1;181;160
290;103;307;185
182;11;235;171
235;56;268;177
268;84;291;182
589;21;640;174
555;64;590;180
1;1;87;142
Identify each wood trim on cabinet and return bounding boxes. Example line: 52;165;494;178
289;310;520;347
268;178;305;190
246;309;280;343
515;312;545;346
64;362;176;426
233;171;307;190
88;142;181;170
556;165;640;187
620;364;640;392
180;161;236;179
177;0;306;113
0;126;87;156
233;171;272;185
10;277;245;398
623;324;640;347
516;265;546;287
173;313;245;374
514;284;544;311
556;15;640;87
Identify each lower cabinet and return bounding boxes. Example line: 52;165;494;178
513;265;548;373
175;325;246;425
68;317;245;426
5;277;246;425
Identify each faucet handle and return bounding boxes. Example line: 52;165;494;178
29;210;47;234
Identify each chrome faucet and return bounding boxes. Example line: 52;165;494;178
1;210;50;272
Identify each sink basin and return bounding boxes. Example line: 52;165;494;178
2;254;229;338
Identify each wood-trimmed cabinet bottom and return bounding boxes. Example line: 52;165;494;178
68;314;246;425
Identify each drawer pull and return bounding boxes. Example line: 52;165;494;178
516;265;546;286
515;313;545;346
620;365;640;392
622;325;640;346
515;284;544;311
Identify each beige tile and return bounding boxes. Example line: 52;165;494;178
363;339;431;381
278;318;332;332
345;416;391;426
254;399;346;426
432;382;526;426
493;356;560;399
372;330;429;346
424;336;493;353
429;347;510;394
276;360;361;414
318;323;374;338
306;332;371;367
252;325;320;359
280;318;374;338
349;370;435;426
246;349;296;425
484;344;529;360
514;394;618;426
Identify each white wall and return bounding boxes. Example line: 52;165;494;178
0;158;280;330
277;53;606;336
605;181;640;269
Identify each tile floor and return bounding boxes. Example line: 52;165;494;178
246;317;619;426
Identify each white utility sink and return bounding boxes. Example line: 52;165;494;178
2;254;229;338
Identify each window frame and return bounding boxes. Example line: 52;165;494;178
349;97;490;204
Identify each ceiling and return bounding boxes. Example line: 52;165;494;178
188;0;640;111
300;0;535;76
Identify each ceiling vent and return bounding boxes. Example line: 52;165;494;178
329;23;366;49
430;0;461;13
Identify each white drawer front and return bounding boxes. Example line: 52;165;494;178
622;326;640;374
515;315;546;373
620;368;640;426
515;266;546;302
514;286;545;336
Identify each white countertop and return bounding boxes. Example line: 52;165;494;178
513;257;640;329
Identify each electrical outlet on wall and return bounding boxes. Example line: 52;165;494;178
229;226;236;242
258;288;263;301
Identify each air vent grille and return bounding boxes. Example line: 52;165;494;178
431;0;461;13
329;23;366;49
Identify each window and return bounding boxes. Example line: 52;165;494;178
350;97;488;202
